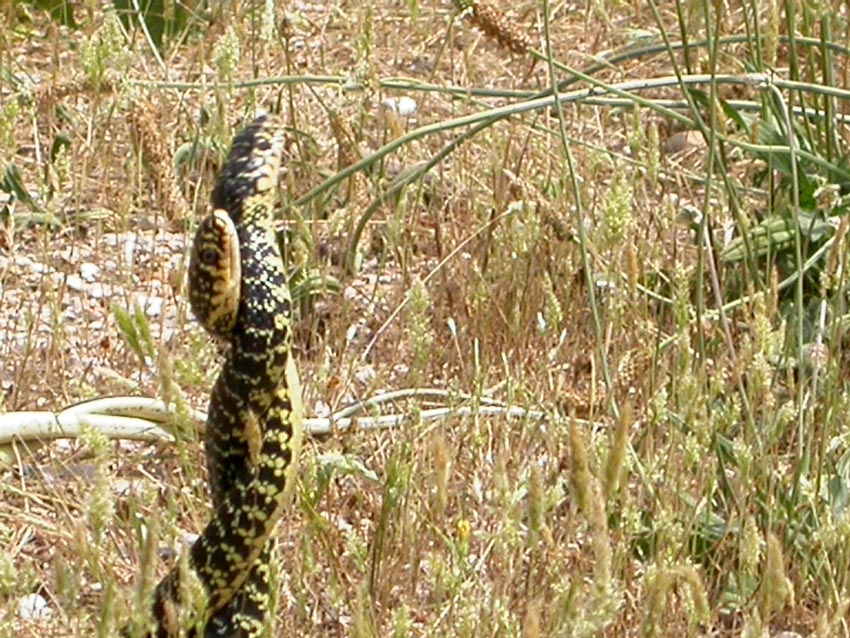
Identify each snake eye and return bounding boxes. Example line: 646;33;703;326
201;248;219;264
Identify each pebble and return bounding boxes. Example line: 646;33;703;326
355;364;376;385
381;96;418;117
18;593;52;620
79;261;100;282
133;293;165;318
663;129;706;154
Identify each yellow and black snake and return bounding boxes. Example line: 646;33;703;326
140;114;303;638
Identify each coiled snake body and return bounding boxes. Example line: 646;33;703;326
144;115;303;638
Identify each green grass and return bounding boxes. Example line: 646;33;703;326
2;0;850;636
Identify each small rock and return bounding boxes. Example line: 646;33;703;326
381;96;418;117
133;294;164;317
18;593;52;620
181;532;200;547
664;129;706;154
123;235;138;265
313;400;331;418
113;479;134;496
86;282;114;299
79;262;100;282
345;320;365;344
355;364;376;385
64;273;87;293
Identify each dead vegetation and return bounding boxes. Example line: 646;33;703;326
2;1;850;637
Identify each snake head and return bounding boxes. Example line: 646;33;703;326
188;209;241;340
210;114;284;224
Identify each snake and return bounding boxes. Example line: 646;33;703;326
139;114;303;638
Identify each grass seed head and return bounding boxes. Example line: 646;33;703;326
214;25;242;84
455;0;533;55
759;532;793;617
80;13;129;85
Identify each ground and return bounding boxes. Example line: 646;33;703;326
1;1;849;637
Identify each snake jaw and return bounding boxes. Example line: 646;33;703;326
188;209;241;339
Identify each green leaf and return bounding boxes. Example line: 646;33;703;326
719;96;749;133
133;303;157;360
112;304;145;365
721;216;795;263
316;452;379;483
1;164;42;213
290;269;341;306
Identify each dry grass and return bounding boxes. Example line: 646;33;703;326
2;1;850;637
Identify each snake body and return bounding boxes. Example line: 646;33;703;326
145;114;303;638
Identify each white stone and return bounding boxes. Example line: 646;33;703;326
79;262;100;282
18;593;52;620
381;96;418;117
